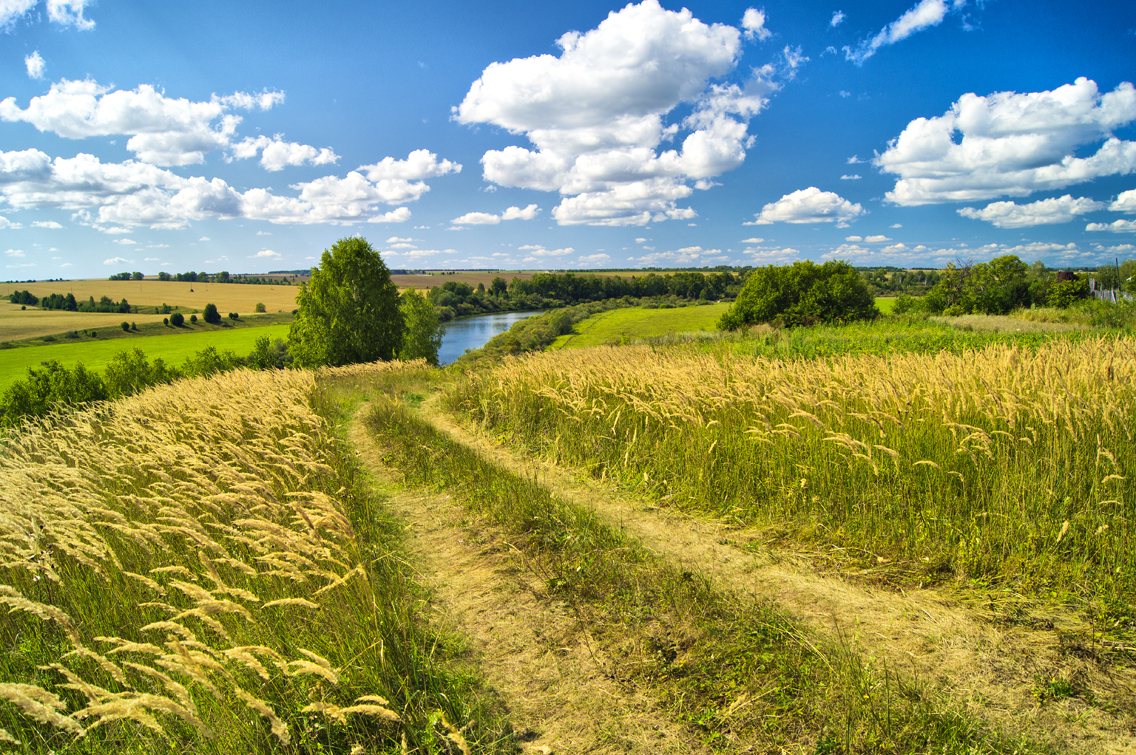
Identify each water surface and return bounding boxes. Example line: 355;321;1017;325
437;310;542;365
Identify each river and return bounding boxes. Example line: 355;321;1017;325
437;310;543;365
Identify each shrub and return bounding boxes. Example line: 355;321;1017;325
229;312;239;320
720;260;878;329
131;322;137;331
163;317;169;326
170;312;185;326
190;314;198;324
254;302;266;313
121;321;130;332
203;302;221;324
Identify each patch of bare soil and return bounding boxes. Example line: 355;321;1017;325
348;408;707;755
418;397;1136;755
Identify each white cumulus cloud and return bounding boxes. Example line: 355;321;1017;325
741;8;772;41
103;256;130;265
958;195;1106;228
450;204;542;227
1111;189;1136;214
230;135;338;171
31;220;62;228
747;187;864;227
1086;219;1136;233
456;0;775;226
877;78;1136;205
253;250;281;258
2;0;92;29
0;79;285;166
830;11;845;27
25;51;45;79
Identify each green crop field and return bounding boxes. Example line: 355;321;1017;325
549;303;730;350
0;323;290;391
875;296;896;313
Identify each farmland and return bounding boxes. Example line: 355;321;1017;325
1;311;1134;753
0;323;290;391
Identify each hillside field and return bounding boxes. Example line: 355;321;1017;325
0;323;290;391
549;303;730;349
1;279;300;316
0;302;174;341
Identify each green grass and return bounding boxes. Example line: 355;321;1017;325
0;323;291;391
875;297;896;314
549;303;730;350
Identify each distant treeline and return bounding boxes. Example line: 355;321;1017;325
9;290;135;313
108;270;297;285
427;270;741;320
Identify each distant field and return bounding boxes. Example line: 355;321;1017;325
0;303;173;341
1;279;300;314
0;323;290;391
875;297;896;313
550;303;730;350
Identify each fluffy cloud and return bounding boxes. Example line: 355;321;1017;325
632;246;719;267
456;0;775;226
741;8;771;41
747;187;864;227
230;135;338;171
25;51;45;80
1111;189;1136;214
830;11;845;27
877;78;1136;205
103;256;130;265
519;244;574;258
0;217;21;229
1086;219;1136;233
5;248;25;257
252;250;281;259
449;205;539;227
845;0;963;65
1;0;92;29
31;220;62;228
0;79;284;166
0;148;441;228
958;195;1106;228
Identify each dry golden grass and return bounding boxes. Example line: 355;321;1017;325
0;360;437;751
0;302;171;340
453;337;1136;610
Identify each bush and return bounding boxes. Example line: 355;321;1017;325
169;312;185;327
254;302;266;313
190;314;197;324
203;302;221;324
229;312;239;320
163;318;169;326
0;362;108;427
131;322;137;331
720;260;878;329
121;321;130;331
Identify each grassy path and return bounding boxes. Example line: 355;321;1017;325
348;403;704;754
404;394;1136;755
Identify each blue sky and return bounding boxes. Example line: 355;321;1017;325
1;0;1134;277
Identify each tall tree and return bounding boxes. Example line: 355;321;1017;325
397;288;442;365
288;237;404;368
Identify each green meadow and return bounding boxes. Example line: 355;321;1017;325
0;323;291;391
548;302;730;349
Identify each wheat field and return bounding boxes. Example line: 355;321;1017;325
450;337;1136;613
0;361;491;752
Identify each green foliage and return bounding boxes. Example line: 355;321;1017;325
288;236;404;368
924;256;1031;315
1047;276;1090;308
397;288;442;365
228;311;239;320
203;302;221;324
720;260;878;329
120;321;130;332
103;347;179;399
182;345;241;378
254;301;266;313
190;314;198;324
246;334;291;370
0;361;107;426
169;311;185;327
8;290;39;306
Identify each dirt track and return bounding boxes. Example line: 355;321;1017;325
353;395;1136;754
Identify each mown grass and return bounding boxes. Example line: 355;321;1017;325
364;395;1048;754
549;302;730;350
0;363;511;753
0;323;291;392
447;335;1136;633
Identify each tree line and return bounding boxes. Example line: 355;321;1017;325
427;270;741;320
9;290;135;314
